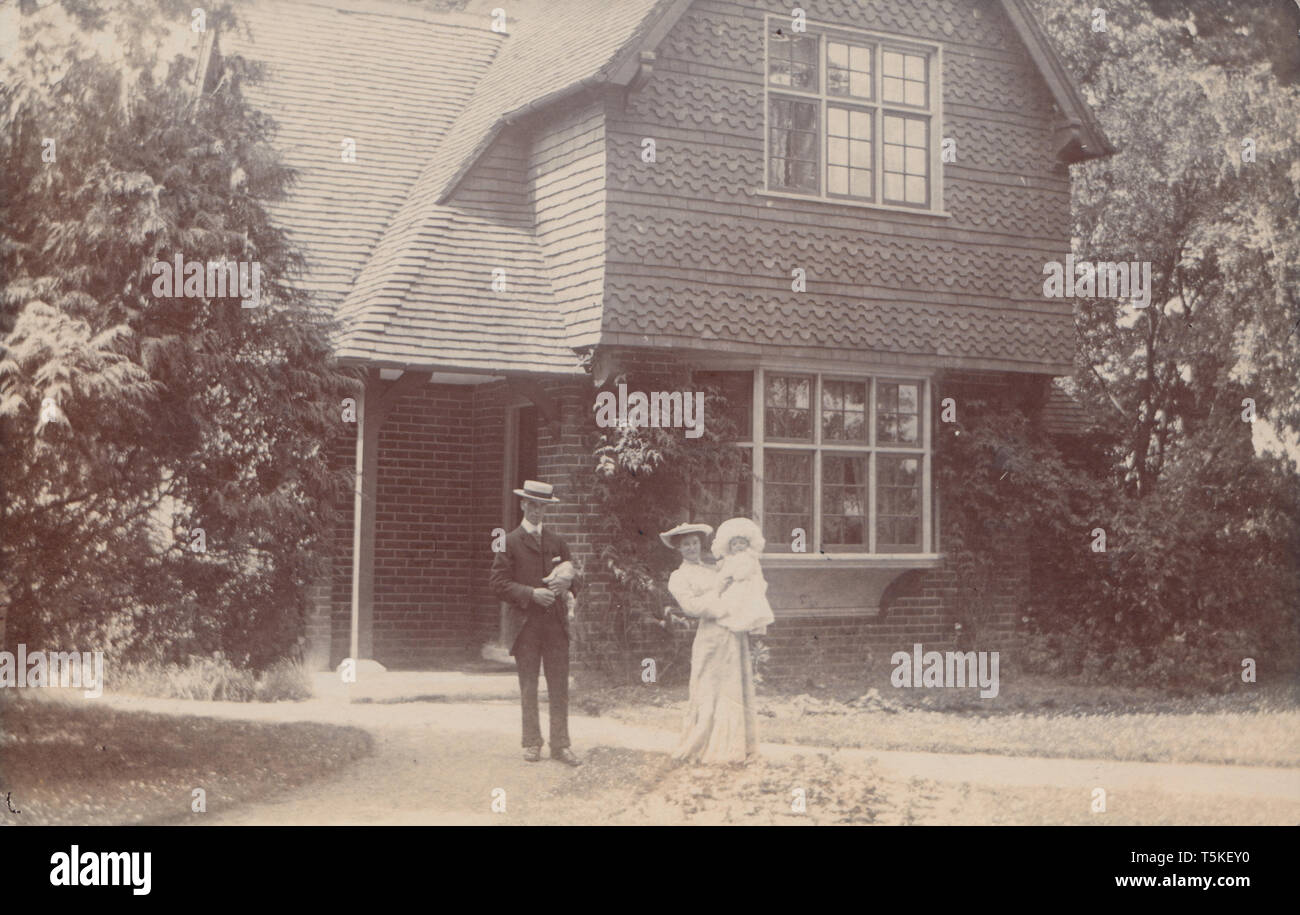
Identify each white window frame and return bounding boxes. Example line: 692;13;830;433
761;15;946;216
709;364;938;567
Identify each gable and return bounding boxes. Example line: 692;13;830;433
598;0;1097;374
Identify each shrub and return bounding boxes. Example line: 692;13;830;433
109;651;314;702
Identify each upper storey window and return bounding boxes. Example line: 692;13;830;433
765;18;941;210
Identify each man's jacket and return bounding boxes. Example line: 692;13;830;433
489;525;582;655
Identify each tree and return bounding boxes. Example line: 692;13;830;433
0;0;357;666
1011;0;1300;682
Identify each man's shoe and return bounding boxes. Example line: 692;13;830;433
551;747;583;767
523;746;542;762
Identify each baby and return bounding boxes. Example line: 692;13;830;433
710;517;775;635
542;559;578;620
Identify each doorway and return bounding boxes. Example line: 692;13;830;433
487;404;538;657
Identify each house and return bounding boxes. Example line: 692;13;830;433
217;0;1112;673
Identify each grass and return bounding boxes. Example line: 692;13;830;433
576;668;1300;768
0;692;371;825
109;655;315;702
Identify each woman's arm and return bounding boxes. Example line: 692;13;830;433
668;568;719;619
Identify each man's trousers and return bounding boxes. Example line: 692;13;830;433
513;610;570;749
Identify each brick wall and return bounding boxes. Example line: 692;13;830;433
307;359;1033;678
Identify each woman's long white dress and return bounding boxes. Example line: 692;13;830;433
667;560;759;764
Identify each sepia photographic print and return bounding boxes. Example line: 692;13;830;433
1;0;1298;864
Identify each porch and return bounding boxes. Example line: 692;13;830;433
307;367;591;672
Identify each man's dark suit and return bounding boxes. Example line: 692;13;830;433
489;525;582;749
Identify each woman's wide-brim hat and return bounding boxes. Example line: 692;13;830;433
659;521;714;549
713;516;765;557
513;479;561;503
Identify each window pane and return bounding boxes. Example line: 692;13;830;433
828;105;847;136
905;147;928;175
827;40;872;99
828;107;871;199
769;98;819;192
769;31;818;90
883;116;903;144
789;129;817;160
883;50;928;107
764;450;812;551
765;373;813;440
791;158;816;189
877;455;921;549
696;370;753;440
698;448;752;531
822;379;867;441
791;376;810;409
843;410;865;440
877;381;921;444
883;114;928;205
822;454;867;547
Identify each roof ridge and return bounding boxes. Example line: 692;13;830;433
265;0;492;30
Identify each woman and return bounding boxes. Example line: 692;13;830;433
660;522;759;764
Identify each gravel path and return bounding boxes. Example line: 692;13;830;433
83;693;1300;825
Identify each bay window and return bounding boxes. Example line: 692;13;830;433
694;369;933;558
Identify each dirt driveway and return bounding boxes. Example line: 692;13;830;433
83;693;1300;825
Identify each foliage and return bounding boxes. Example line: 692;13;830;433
573;365;747;683
934;396;1098;645
939;395;1300;687
961;0;1300;686
1032;0;1300;494
108;652;314;701
0;0;357;667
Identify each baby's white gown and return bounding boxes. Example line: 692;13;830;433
713;549;775;633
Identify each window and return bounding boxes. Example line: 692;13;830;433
692;369;932;556
765;18;939;209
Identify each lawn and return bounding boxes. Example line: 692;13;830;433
576;669;1300;769
0;692;372;825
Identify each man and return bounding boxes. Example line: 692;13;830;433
489;479;583;766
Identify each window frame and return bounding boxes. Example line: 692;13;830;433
762;16;945;215
712;365;935;562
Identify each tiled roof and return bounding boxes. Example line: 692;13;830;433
431;0;682;204
330;0;677;373
224;0;500;314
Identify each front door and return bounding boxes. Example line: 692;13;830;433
491;405;537;654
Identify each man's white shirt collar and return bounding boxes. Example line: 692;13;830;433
521;518;542;536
